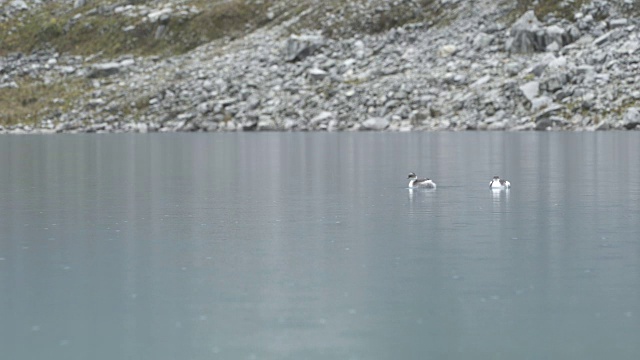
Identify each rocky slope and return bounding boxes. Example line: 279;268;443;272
1;0;639;133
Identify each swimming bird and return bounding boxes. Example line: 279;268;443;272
408;172;436;188
489;175;511;189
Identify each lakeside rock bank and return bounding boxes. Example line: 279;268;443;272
1;0;640;133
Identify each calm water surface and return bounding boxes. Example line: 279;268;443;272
1;132;639;359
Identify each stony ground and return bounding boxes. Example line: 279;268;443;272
1;0;639;133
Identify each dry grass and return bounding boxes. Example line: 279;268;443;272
503;0;591;23
167;0;272;54
630;2;640;16
0;77;90;126
0;0;272;58
287;0;450;38
0;0;460;58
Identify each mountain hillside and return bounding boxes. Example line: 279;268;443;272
1;0;639;132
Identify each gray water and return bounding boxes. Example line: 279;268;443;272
1;132;639;360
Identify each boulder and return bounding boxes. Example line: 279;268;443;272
507;11;574;53
473;33;495;50
310;111;335;127
534;103;565;122
87;61;132;78
547;56;567;70
544;25;569;50
308;68;328;80
470;75;491;89
530;96;553;112
10;0;28;10
519;81;540;102
258;116;279;131
438;45;457;57
542;74;570;93
535;116;567;131
504;62;524;77
507;11;545;53
616;40;640;55
0;81;19;89
361;117;389;130
285;35;325;62
608;18;628;29
622;107;640;130
593;31;613;46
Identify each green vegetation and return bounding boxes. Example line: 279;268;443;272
0;0;458;127
630;2;640;17
503;0;592;23
0;0;459;58
0;77;90;126
287;0;451;38
609;99;639;118
0;0;272;58
166;0;272;55
531;0;591;20
563;98;639;126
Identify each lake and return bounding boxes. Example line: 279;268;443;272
1;132;639;360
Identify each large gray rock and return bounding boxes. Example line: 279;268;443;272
544;25;570;50
438;45;457;57
504;62;524;77
87;60;133;78
608;18;628;29
542;74;570;93
530;96;553;112
622;107;640;129
88;62;121;78
593;31;613;46
473;33;494;50
308;67;328;80
361;117;389;130
10;0;28;10
615;40;639;55
535;116;567;131
0;81;19;89
547;56;567;70
285;35;325;62
310;111;335;127
507;11;574;53
534;103;565;123
507;11;545;53
519;81;540;102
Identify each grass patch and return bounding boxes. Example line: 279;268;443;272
285;0;452;38
610;99;639;117
0;0;273;58
0;0;460;58
629;2;640;17
166;0;272;54
533;0;591;20
0;77;90;126
502;0;592;23
119;93;154;118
